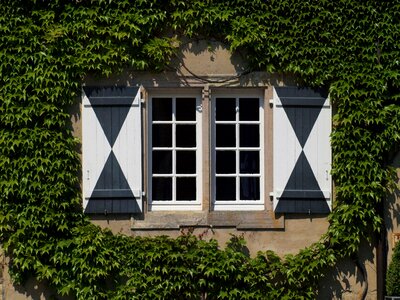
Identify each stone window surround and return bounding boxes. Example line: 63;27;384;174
132;85;282;230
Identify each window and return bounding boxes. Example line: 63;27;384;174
211;93;264;211
82;86;331;216
148;93;202;211
147;90;265;211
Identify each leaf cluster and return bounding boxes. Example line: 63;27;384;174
0;0;399;299
387;241;400;296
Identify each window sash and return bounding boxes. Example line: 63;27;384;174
149;95;202;211
211;95;265;211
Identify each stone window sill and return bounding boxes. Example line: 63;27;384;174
131;211;284;230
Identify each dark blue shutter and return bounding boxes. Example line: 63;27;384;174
273;87;331;213
82;86;142;214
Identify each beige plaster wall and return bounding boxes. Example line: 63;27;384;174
90;215;329;257
317;241;378;300
386;151;400;262
1;251;73;300
82;38;330;257
2;264;71;300
0;250;3;300
3;39;383;299
83;39;290;88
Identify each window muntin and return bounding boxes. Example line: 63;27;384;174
212;96;264;210
149;96;202;211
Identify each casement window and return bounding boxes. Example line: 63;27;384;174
211;93;264;211
82;85;331;215
148;94;202;211
147;90;264;211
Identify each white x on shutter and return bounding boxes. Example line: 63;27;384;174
273;87;331;213
82;86;142;214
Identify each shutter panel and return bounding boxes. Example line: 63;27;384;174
82;86;142;214
273;87;331;213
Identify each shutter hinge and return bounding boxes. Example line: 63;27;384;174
140;98;145;103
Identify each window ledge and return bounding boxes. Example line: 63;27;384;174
131;211;284;230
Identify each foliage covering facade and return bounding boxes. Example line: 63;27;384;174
387;241;400;296
1;0;400;299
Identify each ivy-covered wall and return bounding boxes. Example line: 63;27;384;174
1;0;400;299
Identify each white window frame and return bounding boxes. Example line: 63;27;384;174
148;91;202;211
211;90;265;211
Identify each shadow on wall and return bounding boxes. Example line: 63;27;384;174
317;240;375;299
386;151;400;246
319;139;400;300
387;190;400;244
171;37;249;76
6;276;73;300
170;38;288;88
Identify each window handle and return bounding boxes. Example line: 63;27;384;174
196;104;202;112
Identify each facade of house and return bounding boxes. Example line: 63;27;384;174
2;39;398;300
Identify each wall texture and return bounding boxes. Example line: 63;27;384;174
3;40;396;299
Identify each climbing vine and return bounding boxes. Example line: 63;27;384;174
1;0;400;299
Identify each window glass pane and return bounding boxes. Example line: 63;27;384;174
216;124;235;147
216;98;236;121
176;125;196;147
240;124;259;147
152;177;172;200
152;151;172;174
152;98;172;121
240;151;259;174
176;151;196;174
216;151;235;174
240;177;260;200
215;177;236;200
176;177;196;200
176;98;196;121
152;124;172;147
239;98;259;121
